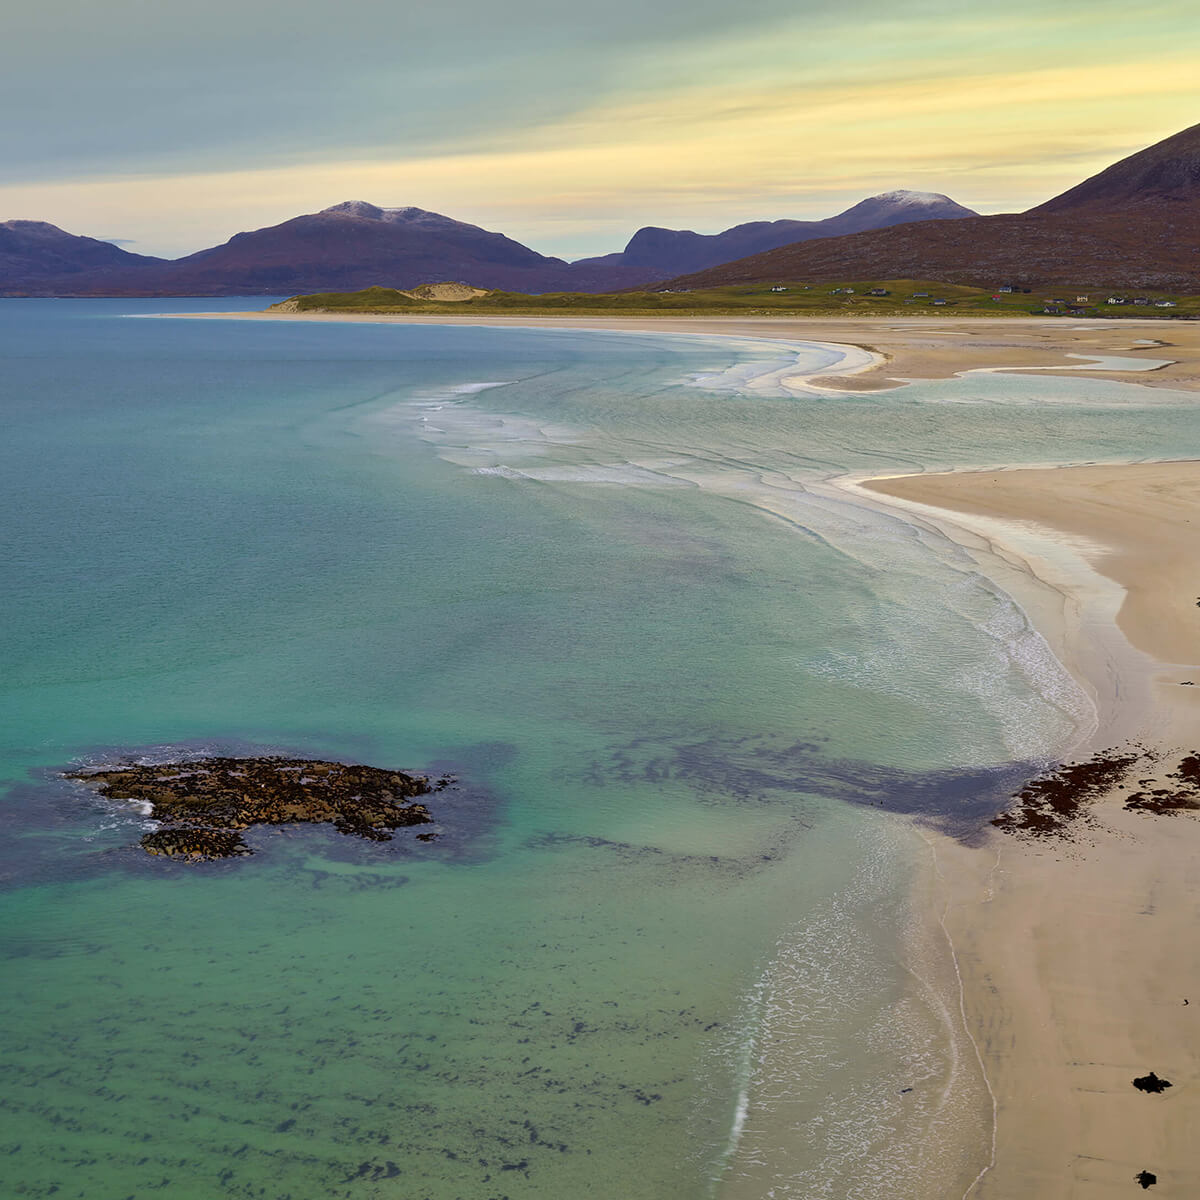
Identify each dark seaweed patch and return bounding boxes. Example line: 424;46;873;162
991;744;1200;838
992;747;1144;837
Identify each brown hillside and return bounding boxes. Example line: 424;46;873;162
667;124;1200;293
665;206;1200;292
1034;121;1200;212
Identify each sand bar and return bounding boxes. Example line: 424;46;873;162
854;462;1200;1198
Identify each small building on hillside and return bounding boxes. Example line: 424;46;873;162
1155;299;1177;308
1107;296;1126;305
866;287;890;296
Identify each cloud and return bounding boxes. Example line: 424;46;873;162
0;0;809;181
2;0;1196;258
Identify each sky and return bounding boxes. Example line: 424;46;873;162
2;0;1198;260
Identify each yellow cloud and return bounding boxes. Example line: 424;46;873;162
3;48;1196;257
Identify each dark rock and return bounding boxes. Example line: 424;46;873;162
1132;1071;1173;1094
141;828;250;861
1135;1169;1157;1188
67;757;439;861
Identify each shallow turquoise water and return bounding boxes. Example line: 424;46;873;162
3;302;1199;1198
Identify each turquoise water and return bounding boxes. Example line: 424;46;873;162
3;302;1200;1199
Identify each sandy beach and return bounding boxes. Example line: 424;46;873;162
196;309;1200;395
852;463;1200;1197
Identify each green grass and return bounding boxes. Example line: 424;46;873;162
277;280;1200;319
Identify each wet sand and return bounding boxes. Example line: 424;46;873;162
853;463;1200;1197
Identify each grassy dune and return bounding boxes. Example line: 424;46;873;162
273;281;1199;319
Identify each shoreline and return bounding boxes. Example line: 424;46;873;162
844;462;1200;1197
169;310;1200;395
171;305;1200;1192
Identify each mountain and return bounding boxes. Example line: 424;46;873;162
1033;122;1200;213
11;202;649;297
10;120;1199;299
1;192;977;297
664;123;1200;293
574;191;976;278
0;220;162;289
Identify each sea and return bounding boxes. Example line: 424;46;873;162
3;299;1199;1200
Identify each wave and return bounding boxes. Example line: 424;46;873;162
685;341;881;399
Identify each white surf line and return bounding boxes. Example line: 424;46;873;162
780;340;892;393
683;337;887;397
825;470;1111;749
473;325;892;395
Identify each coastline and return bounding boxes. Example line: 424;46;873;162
844;462;1200;1197
173;310;1200;395
171;304;1200;1192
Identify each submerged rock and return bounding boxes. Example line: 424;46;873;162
67;756;437;860
141;828;251;860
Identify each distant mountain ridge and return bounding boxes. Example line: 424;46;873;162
144;201;614;295
578;191;977;277
665;123;1200;293
0;192;977;297
10;122;1200;298
0;219;162;284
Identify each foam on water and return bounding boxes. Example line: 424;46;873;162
685;340;881;398
411;378;1093;767
709;820;992;1199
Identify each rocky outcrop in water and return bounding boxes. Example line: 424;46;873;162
67;757;442;860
